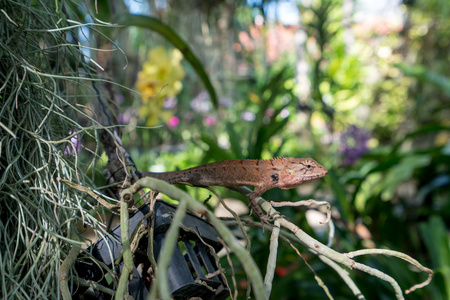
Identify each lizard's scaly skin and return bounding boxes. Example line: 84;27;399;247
139;157;328;223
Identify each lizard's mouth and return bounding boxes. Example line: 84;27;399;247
282;184;298;189
304;172;327;180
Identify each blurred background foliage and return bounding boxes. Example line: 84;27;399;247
86;0;448;298
7;0;447;298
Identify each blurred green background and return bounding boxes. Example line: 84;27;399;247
82;0;449;299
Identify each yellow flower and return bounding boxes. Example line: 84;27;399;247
248;92;260;104
136;46;185;126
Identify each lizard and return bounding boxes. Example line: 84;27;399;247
138;157;328;224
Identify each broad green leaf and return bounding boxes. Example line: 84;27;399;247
381;154;431;201
419;216;450;299
395;63;450;96
117;14;218;109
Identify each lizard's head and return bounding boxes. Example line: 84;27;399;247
278;158;328;189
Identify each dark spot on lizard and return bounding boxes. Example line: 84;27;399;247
271;173;279;183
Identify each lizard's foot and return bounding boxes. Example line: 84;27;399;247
267;210;284;221
259;214;272;224
259;211;284;234
259;214;281;234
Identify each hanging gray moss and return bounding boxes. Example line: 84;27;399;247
0;1;110;298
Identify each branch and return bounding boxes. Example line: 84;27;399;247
270;199;331;223
121;177;268;300
60;239;81;300
264;220;280;298
115;197;134;299
318;255;365;299
231;186;432;300
346;249;433;294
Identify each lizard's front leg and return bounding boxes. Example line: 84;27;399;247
248;193;271;224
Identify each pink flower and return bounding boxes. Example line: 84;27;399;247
167;116;180;129
265;108;275;117
203;116;216;126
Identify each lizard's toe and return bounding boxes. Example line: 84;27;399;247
260;214;272;224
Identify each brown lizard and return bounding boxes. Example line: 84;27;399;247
138;157;328;224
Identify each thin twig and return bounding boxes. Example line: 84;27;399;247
264;220;280;298
60;241;81;300
218;237;238;300
147;195;159;275
204;186;251;252
73;277;116;296
57;178;119;209
178;223;230;297
286;240;334;299
318;255;365;299
270;199;331;224
346;249;433;294
115;198;134;300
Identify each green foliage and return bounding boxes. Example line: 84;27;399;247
201;65;296;161
395;63;450;96
121;1;449;296
117;13;218;108
419;216;450;299
28;0;446;298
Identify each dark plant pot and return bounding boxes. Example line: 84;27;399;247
73;200;229;300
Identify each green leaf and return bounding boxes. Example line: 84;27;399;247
419;216;450;269
395;63;450;96
391;124;450;153
200;134;232;162
225;122;244;159
327;168;353;222
415;174;450;203
419;216;450;299
381;154;431;200
117;14;218;109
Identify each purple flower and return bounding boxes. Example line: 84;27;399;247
118;108;133;124
241;111;255;122
339;125;370;166
190;91;211;112
65;131;82;155
219;97;232;107
116;94;125;105
163;97;178;109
